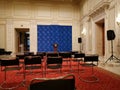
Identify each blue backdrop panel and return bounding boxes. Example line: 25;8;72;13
37;25;72;52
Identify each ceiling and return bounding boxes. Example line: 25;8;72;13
33;0;81;3
39;0;79;1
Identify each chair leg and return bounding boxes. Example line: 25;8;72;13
0;66;25;90
79;62;99;83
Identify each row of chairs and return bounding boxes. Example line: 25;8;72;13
0;53;99;89
0;55;74;89
0;52;85;79
26;52;85;74
16;52;85;68
16;51;80;58
16;52;86;74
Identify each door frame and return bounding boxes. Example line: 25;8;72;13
15;28;29;53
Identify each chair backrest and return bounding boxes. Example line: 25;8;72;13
36;52;44;59
0;57;19;66
28;74;76;90
84;55;98;62
47;56;62;65
24;56;42;65
16;53;25;59
59;52;72;58
46;52;59;57
24;52;34;56
74;53;85;58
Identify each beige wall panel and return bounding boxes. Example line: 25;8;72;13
72;22;80;51
0;24;6;49
108;7;115;29
82;1;88;16
0;20;6;24
13;3;31;18
13;20;30;28
88;0;102;11
58;6;73;20
88;22;92;52
6;19;14;51
37;20;53;25
0;1;6;18
35;5;53;19
30;20;37;52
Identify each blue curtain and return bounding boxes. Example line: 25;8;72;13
37;25;72;52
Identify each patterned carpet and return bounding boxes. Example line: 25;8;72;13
0;63;120;90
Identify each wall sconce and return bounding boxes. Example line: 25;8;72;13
81;28;86;35
116;17;120;26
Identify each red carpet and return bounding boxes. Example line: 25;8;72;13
0;63;120;90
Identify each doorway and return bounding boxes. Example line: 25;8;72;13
15;28;30;53
95;19;105;56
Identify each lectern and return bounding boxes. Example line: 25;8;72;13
53;43;58;52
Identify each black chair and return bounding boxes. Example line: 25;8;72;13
28;74;76;90
46;52;59;57
16;53;25;65
45;56;63;77
79;55;99;83
70;51;78;56
23;56;43;80
59;52;72;58
16;53;25;59
72;53;85;73
84;54;99;66
0;57;23;89
24;52;34;56
36;52;45;59
59;52;72;72
0;48;12;55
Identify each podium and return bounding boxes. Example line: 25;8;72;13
53;43;58;52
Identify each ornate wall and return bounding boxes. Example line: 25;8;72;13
0;0;80;53
79;0;120;61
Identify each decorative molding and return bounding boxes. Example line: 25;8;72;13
89;1;110;17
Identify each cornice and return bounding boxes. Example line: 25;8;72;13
89;1;110;17
80;1;110;23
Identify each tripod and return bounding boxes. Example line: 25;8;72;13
80;43;82;53
104;40;120;64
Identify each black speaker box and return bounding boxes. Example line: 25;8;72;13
78;38;82;43
107;30;115;40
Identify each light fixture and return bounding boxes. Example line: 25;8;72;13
81;28;86;35
116;16;120;26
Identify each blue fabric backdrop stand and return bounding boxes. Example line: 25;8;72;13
37;25;72;52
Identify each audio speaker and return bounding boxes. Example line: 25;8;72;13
78;37;82;43
107;30;115;40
